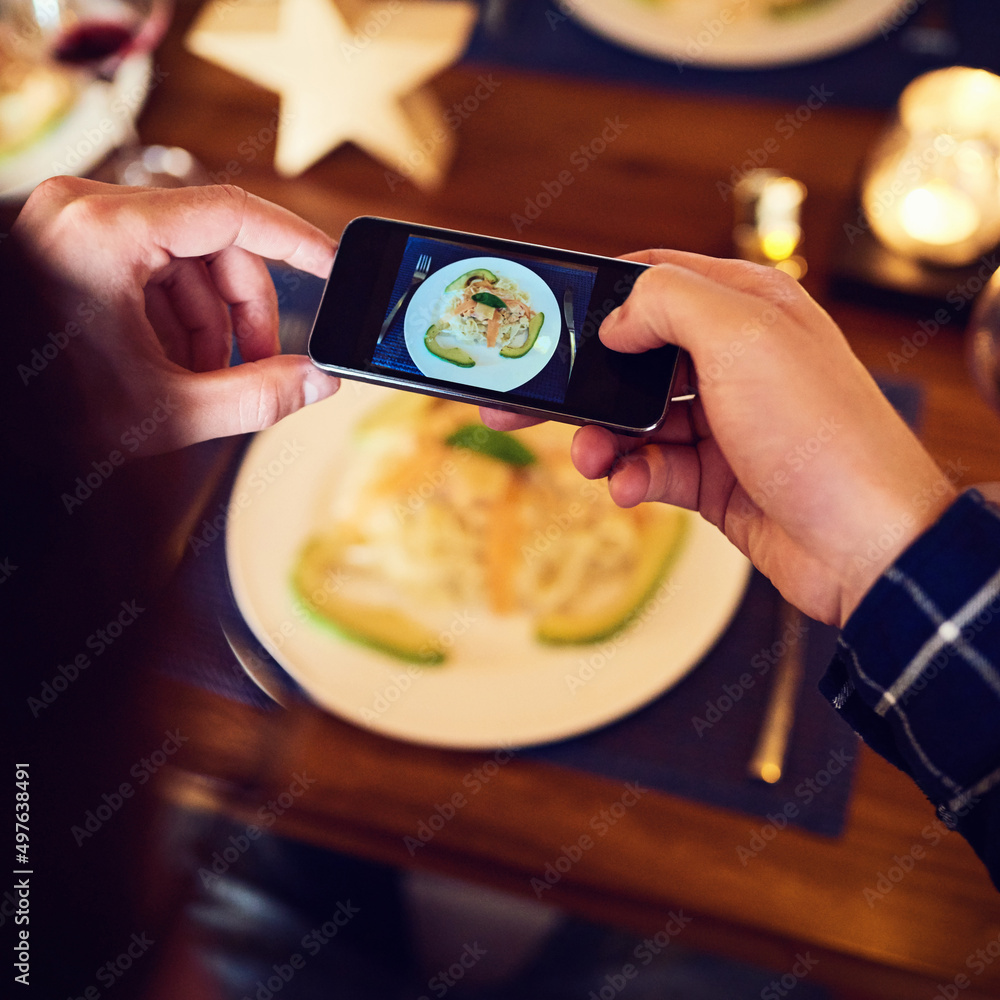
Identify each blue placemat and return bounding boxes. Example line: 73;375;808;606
371;235;596;404
527;571;855;835
152;436;284;713
462;0;1000;110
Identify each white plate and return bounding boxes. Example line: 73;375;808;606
568;0;911;69
226;384;752;749
403;257;561;393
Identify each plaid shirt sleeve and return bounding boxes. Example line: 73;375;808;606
819;489;1000;890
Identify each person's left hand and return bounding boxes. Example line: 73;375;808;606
12;177;340;455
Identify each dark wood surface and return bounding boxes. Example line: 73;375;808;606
146;5;1000;999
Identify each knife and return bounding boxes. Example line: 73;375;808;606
563;287;577;380
747;599;806;783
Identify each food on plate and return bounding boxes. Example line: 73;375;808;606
293;538;447;664
766;0;837;18
445;424;536;466
292;395;688;664
445;267;498;292
536;511;687;644
500;312;544;359
0;31;77;159
424;325;474;368
425;267;544;366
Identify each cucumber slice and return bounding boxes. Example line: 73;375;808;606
444;268;498;293
500;312;543;359
425;325;475;368
445;424;536;466
536;512;689;645
293;540;446;664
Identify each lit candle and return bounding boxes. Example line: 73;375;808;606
861;68;1000;267
733;171;807;279
900;180;982;247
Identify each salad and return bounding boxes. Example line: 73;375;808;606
292;395;688;664
424;267;544;368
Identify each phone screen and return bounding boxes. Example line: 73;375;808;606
309;217;679;432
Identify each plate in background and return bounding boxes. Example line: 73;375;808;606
568;0;911;68
0;55;151;200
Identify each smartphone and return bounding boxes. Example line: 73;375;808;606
307;216;680;434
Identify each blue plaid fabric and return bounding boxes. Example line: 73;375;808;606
820;489;1000;889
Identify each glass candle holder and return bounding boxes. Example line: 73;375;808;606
969;266;1000;412
733;169;808;280
861;67;1000;268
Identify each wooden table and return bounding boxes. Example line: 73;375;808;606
145;5;1000;998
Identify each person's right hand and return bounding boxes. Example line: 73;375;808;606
488;250;956;627
11;178;340;456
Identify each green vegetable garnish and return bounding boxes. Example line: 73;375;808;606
446;425;536;466
471;292;508;311
425;324;475;368
768;0;837;19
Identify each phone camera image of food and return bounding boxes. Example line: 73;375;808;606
427;267;543;366
292;394;688;666
374;239;578;399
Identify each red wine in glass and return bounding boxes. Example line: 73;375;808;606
44;1;167;80
52;20;137;67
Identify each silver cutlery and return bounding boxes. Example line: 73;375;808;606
218;612;291;708
747;599;806;783
563;287;577;380
377;253;432;345
480;0;526;39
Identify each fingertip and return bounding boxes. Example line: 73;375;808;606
297;234;336;278
197;355;340;440
571;423;616;479
597;295;664;355
607;454;650;508
303;367;340;406
478;407;542;431
597;307;621;346
478;407;508;430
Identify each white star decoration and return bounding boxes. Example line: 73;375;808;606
185;0;477;184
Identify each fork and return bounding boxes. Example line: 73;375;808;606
377;254;432;344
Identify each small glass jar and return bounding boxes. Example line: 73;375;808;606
861;67;1000;268
969;267;1000;411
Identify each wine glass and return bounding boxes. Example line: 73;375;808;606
9;0;169;76
0;0;202;191
3;0;168;79
969;269;1000;413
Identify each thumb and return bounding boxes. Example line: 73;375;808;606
158;356;340;452
599;262;770;357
